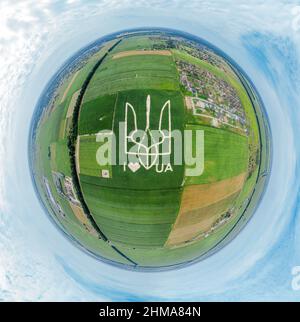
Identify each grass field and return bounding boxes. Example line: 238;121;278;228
185;125;248;185
109;36;165;54
79;94;117;135
82;54;180;102
80;182;182;247
76;36;253;255
112;50;172;59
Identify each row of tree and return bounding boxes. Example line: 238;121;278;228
67;40;122;241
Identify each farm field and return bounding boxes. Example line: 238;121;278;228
184;125;248;185
82;53;180;102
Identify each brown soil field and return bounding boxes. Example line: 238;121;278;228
165;172;246;246
69;202;98;236
112;50;172;59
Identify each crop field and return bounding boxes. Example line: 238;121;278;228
112;50;172;59
82;54;180;102
166;192;240;246
79;88;186;189
184;125;248;185
80;182;182;247
109;36;165;54
50;139;71;176
79;94;117;135
166;173;246;246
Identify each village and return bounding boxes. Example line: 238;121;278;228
177;59;248;134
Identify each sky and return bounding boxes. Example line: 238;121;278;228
0;0;300;301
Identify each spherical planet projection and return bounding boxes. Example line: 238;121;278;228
29;28;271;270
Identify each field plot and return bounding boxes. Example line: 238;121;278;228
80;182;182;247
166;173;246;246
83;54;180;102
77;89;185;247
50;139;71;177
79;94;117;135
185;125;248;185
78;89;185;190
78;134;113;178
109;36;166;54
60;71;79;103
112;50;172;59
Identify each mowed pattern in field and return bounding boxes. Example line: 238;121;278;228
78;46;186;247
78;90;185;247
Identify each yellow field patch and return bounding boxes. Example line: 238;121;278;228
166;192;239;246
60;71;79;103
58;90;80;139
112;50;172;59
75;136;80;175
66;90;80;118
69;202;98;236
166;173;246;247
185;96;193;110
59;119;66;139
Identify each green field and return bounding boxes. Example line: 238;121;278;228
81;183;182;247
82;54;180;102
185;125;248;185
109;35;165;53
79;94;117;135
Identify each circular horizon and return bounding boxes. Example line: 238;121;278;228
29;27;272;271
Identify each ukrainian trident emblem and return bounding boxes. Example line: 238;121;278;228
124;95;173;172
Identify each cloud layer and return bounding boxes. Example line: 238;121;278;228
0;0;300;301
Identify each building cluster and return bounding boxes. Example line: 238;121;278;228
177;60;247;132
43;177;65;219
52;172;80;206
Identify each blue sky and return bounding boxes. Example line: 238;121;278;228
0;0;300;301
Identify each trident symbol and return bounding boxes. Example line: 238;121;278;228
124;95;171;170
